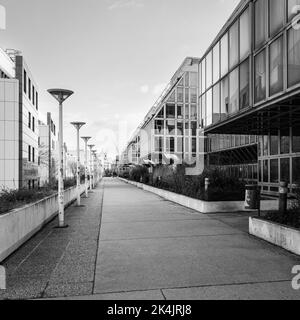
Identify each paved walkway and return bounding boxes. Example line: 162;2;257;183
1;178;300;300
0;183;104;300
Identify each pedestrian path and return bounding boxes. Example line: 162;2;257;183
1;178;300;300
0;182;104;300
91;178;300;300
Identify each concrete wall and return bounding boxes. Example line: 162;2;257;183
0;184;86;262
120;178;278;214
249;217;300;256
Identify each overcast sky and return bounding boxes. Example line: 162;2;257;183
0;0;240;158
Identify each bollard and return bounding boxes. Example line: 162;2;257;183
279;182;288;214
245;185;259;210
205;178;210;201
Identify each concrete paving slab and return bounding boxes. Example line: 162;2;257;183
162;281;300;300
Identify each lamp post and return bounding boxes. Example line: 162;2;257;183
81;137;91;198
92;150;97;185
71;122;86;206
48;89;74;228
88;144;95;190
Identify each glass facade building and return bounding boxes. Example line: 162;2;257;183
199;0;300;195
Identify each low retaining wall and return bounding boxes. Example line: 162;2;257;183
119;178;278;214
249;217;300;256
0;184;86;262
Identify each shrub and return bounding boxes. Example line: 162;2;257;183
129;165;150;184
151;166;245;202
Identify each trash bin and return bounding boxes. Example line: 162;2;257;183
244;185;259;210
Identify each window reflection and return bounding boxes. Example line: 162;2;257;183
288;27;300;88
269;0;284;37
255;50;266;103
270;36;283;96
229;68;239;114
239;59;249;109
239;7;250;60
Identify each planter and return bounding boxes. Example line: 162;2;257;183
0;184;86;262
249;217;300;256
119;178;278;214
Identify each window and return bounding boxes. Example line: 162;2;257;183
36;92;38;110
177;121;183;135
177;105;183;119
166;120;175;135
263;135;269;156
239;59;250;109
185;72;189;87
280;158;290;183
192;138;197;153
206;52;212;89
166;104;175;118
190;88;197;103
24;70;27;94
292;157;300;184
190;72;197;87
270;159;279;183
191;122;197;136
221;76;229;120
185;122;190;136
280;130;290;154
240;7;251;60
201;60;206;93
213;83;220;124
28;145;31;162
263;160;269;183
213;43;220;84
177;87;184;103
185;88;189;103
33;86;35;105
269;36;283;96
155;137;164;152
288;27;300;87
229;68;239;114
32;116;35;132
255;50;267;103
255;0;267;49
32;147;35;163
168;90;175;102
185;105;189;119
270;133;279;155
288;0;300;21
166;137;175;153
292;129;300;152
269;0;285;37
155;120;164;134
201;94;206;127
28;78;31;100
206;89;213;126
157;106;164;118
229;21;239;69
190;105;197;120
177;137;183;153
28;112;31;129
220;33;228;77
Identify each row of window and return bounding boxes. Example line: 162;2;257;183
23;69;38;110
167;87;197;105
154;136;197;154
258;129;300;157
156;104;197;120
258;156;300;185
207;134;258;153
177;72;198;88
155;120;198;136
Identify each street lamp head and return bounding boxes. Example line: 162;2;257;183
88;144;95;150
48;89;74;104
81;136;92;143
71;122;86;130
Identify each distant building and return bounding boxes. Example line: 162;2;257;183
0;48;39;189
38;112;58;186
